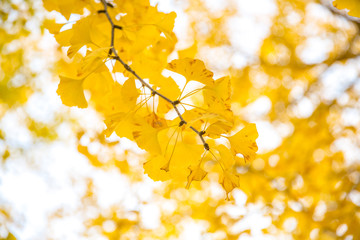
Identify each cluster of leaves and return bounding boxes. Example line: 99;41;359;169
180;0;360;238
44;0;259;198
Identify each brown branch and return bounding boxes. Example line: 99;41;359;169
99;0;209;150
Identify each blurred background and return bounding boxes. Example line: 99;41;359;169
1;0;360;239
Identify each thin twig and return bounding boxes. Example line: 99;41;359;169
99;0;209;150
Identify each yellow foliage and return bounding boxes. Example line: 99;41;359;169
186;165;207;189
333;0;360;18
2;0;358;239
43;0;260;198
227;124;259;162
56;76;87;108
220;171;240;200
167;58;214;85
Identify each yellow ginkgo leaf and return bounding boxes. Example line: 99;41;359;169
205;120;233;138
143;141;203;182
132;114;168;155
217;144;235;170
104;112;134;139
54;29;73;46
43;19;64;34
178;42;198;59
43;0;88;20
186;165;207;189
155;11;177;40
227;123;259;162
70;16;92;46
203;76;234;122
67;44;83;58
56;76;87;108
333;0;360;18
203;76;231;108
133;128;162;154
143;155;171;181
121;78;140;106
145;113;168;129
220;171;240;200
83;71;114;100
101;82;137;115
166;142;204;180
154;75;180;114
79;48;109;76
166;58;214;85
150;76;180;100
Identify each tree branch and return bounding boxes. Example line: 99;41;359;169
99;0;209;150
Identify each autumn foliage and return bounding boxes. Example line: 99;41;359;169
44;0;259;198
1;0;360;239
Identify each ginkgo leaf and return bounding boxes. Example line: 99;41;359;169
333;0;360;18
133;26;162;53
43;19;64;34
181;109;219;130
132;114;168;155
104;112;135;139
89;14;112;47
154;129;205;181
121;78;140;105
154;11;177;40
145;113;168;129
166;58;214;85
43;0;88;20
151;76;181;115
205;120;233;138
203;76;234;122
56;55;82;78
130;54;164;79
186;165;207;189
165;143;204;180
150;76;180;100
156;99;173;116
203;76;231;108
112;60;126;74
227;123;259;162
56;76;87;108
79;48;109;76
102;82;137;114
70;17;92;46
67;44;83;58
54;29;72;46
133;127;162;154
217;144;235;170
178;42;198;59
144;155;171;181
220;171;240;200
83;71;114;107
